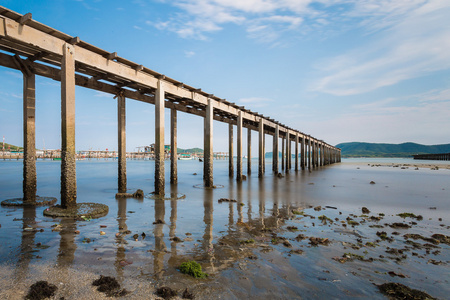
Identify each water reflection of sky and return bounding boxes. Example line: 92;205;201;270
0;159;448;298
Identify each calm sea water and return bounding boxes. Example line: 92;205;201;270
0;158;448;299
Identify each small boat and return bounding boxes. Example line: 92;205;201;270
52;157;61;161
178;153;194;160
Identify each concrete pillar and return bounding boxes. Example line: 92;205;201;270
237;111;243;181
117;95;127;193
228;123;234;177
258;119;264;178
273;125;279;174
204;99;213;187
294;134;298;171
23;72;36;202
262;129;266;173
247;128;251;175
170;108;177;184
308;138;311;171
61;43;77;208
281;136;285;171
300;137;305;170
155;79;165;196
287;132;291;170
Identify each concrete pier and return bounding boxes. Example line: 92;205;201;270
0;7;342;207
117;94;126;193
23;72;36;202
204;99;213;187
229;123;234;177
237;111;243;181
60;43;77;208
273;125;279;174
294;134;299;171
170;108;177;184
258;119;264;178
155;80;165;196
247;128;251;175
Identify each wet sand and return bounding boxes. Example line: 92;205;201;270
0;159;448;299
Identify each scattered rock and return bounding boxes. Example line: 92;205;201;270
25;281;57;300
389;223;411;229
431;233;450;245
132;189;144;198
377;282;436;300
277;173;284;178
388;271;407;278
156;287;177;299
361;207;370;214
153;219;165;224
370;181;376;184
314;206;322;211
182;288;195;299
92;275;128;297
325;206;337;209
100;231;106;235
171;236;183;242
309;237;330;246
218;198;237;203
289;249;304;255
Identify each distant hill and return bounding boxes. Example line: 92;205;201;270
336;142;450;158
0;142;23;152
177;147;203;154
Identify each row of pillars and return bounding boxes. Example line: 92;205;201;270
18;43;340;210
228;122;341;179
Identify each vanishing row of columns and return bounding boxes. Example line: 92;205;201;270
19;43;340;208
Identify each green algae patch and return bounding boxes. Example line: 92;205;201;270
377;282;436;300
179;261;208;278
397;213;423;220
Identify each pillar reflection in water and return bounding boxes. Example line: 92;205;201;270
246;177;253;223
57;218;77;268
115;197;127;278
14;206;37;282
168;184;178;266
273;176;280;227
236;181;244;224
202;186;214;271
258;178;266;229
153;199;166;278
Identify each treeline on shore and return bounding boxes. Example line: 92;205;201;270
336;142;450;158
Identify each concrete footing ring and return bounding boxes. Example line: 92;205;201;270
146;193;186;200
1;196;57;207
43;202;109;219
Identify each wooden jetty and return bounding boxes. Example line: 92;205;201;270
0;6;340;209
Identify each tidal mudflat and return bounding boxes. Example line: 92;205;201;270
0;159;448;299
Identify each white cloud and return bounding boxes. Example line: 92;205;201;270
184;51;195;58
313;1;450;95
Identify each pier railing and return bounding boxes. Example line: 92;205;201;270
0;6;340;207
413;153;450;161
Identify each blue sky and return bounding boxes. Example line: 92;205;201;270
0;0;449;153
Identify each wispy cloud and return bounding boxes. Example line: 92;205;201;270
184;50;195;58
312;1;450;96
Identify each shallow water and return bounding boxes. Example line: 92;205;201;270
0;159;449;299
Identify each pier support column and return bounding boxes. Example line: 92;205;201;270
281;136;285;171
170;108;177;184
228;123;234;177
204;99;214;187
308;138;311;171
117;94;127;193
247;128;251;175
285;132;290;172
258;119;264;178
294;134;298;171
300;137;305;170
237;111;243;181
273;125;279;174
23;72;36;202
61;43;77;208
155;80;165;196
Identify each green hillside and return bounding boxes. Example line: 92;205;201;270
336;142;450;158
177;147;203;154
0;142;23;152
